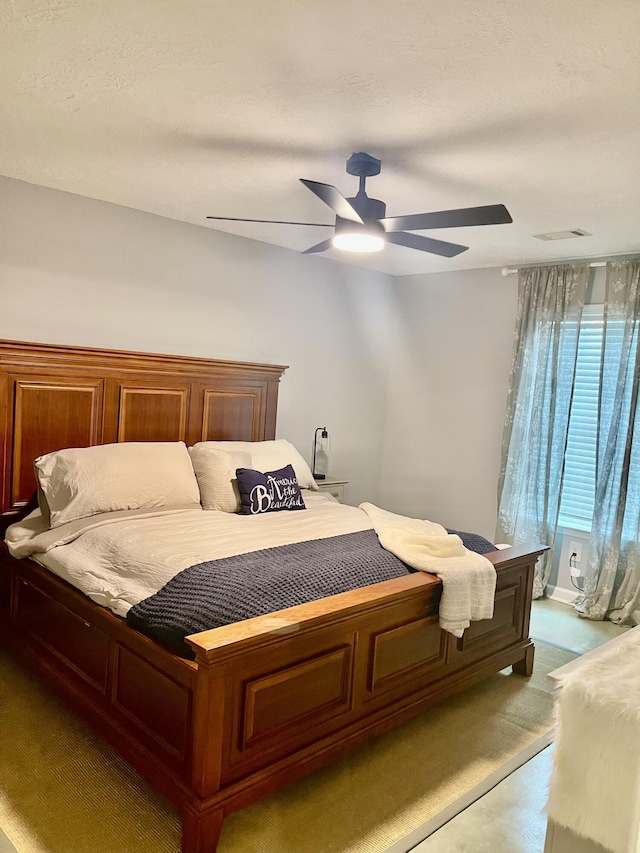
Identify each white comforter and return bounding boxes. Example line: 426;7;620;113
5;495;496;636
5;493;370;617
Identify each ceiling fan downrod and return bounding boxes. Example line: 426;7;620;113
344;152;386;219
346;151;382;197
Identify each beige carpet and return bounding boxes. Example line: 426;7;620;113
0;642;574;853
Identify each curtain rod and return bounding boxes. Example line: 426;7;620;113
501;261;606;277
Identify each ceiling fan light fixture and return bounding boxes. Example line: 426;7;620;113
208;152;513;259
332;231;385;253
332;215;385;253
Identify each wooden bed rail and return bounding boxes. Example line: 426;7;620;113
484;542;548;567
186;571;439;661
186;544;547;662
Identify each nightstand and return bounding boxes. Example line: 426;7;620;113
316;478;349;503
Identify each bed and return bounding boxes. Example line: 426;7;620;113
0;339;546;853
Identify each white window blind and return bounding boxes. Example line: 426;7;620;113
559;306;639;532
558;306;603;531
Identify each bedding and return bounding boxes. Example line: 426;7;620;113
444;529;496;555
188;446;251;512
127;529;411;657
190;439;318;490
34;441;201;528
6;493;370;616
361;503;495;637
6;493;497;648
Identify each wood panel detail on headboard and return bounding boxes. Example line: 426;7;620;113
116;384;191;443
202;390;262;443
0;340;287;523
12;379;103;507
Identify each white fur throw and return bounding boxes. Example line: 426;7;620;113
359;503;495;637
547;627;640;853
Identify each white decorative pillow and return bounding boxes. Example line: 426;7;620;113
35;442;201;529
189;439;318;491
188;446;251;512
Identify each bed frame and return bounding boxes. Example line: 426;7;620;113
0;339;546;853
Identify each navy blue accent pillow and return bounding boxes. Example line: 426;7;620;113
236;464;306;515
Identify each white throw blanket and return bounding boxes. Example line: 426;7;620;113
359;503;496;637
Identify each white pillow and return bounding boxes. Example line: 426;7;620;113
35;442;201;529
188;446;251;512
189;439;318;491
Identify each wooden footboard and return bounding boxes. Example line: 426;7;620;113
0;541;545;853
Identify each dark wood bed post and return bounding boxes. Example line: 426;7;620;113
182;810;224;853
512;641;536;677
183;663;226;853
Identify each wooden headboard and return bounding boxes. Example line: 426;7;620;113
0;340;287;526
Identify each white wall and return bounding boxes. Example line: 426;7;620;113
0;177;394;507
378;267;519;539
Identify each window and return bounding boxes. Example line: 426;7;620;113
559;306;639;531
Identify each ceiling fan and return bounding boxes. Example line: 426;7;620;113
206;152;512;258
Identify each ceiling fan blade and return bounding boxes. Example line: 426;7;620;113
382;204;512;232
302;238;334;255
206;216;332;226
300;179;364;224
387;231;468;258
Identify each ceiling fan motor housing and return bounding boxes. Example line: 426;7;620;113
334;213;385;238
346;152;382;177
347;195;386;220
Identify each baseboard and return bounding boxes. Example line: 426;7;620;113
547;587;579;606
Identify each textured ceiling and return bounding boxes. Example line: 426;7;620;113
1;0;639;275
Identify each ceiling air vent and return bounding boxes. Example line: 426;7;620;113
533;229;592;241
